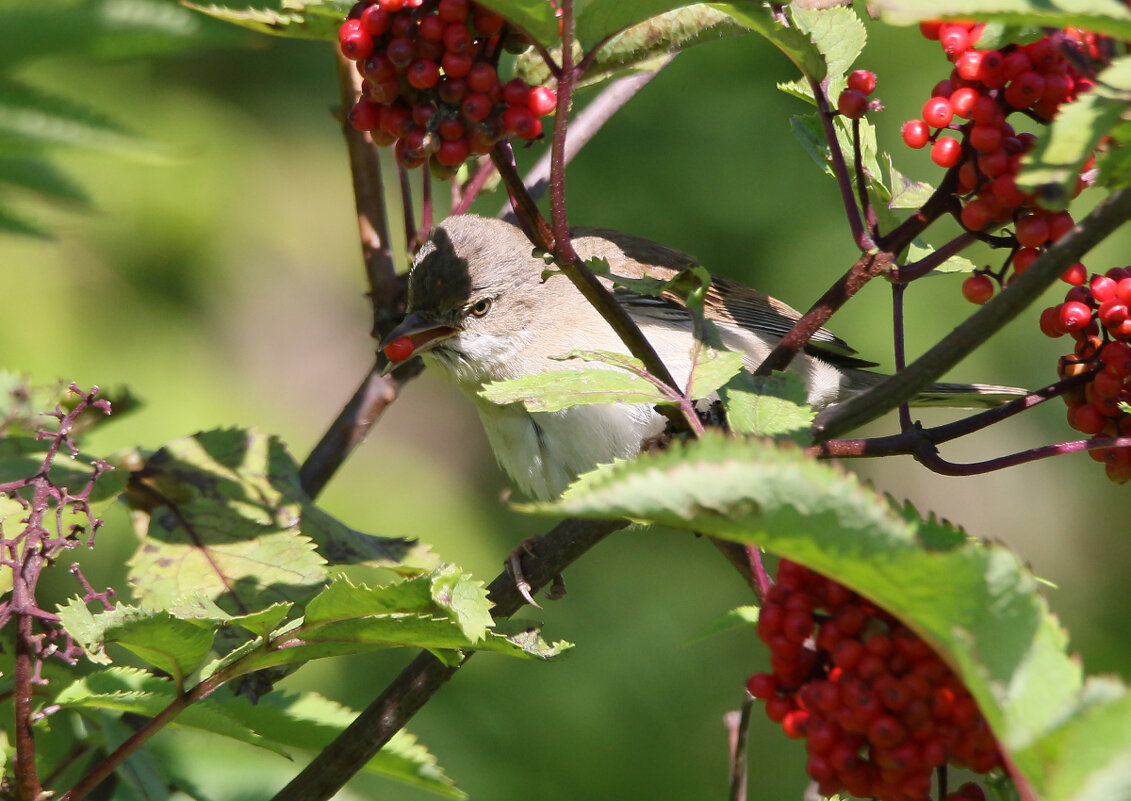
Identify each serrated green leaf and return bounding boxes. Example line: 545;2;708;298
55;667;289;758
869;0;1131;41
905;238;979;275
185;0;351;40
124;428;430;613
213;691;466;797
480;352;671;412
430;569;493;643
518;433;1088;793
711;2;825;80
718;370;814;442
571;0;703;51
58;599;217;679
886;154;935;210
1018;56;1131;199
789;5;866;94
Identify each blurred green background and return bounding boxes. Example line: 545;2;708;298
4;4;1131;799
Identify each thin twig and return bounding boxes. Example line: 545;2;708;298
811;77;870;252
726;696;754;801
813;186;1131;440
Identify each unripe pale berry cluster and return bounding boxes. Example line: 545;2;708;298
1041;267;1131;482
338;0;556;177
746;559;1001;801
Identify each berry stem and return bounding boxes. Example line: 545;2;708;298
852;117;880;243
812;77;872;252
813;185;1131;440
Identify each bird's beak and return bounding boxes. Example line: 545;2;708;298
378;312;459;374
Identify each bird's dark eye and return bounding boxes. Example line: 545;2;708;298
469;298;492;317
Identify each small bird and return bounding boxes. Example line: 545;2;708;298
381;214;1024;501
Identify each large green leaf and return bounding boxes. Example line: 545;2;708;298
122;428;432;612
868;0;1131;41
185;0;351;40
480;351;672;412
711;2;825;80
517;433;1110;793
717;370;814;441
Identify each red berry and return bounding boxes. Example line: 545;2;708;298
1040;305;1065;337
838;89;869;119
418;13;446;41
503;105;541;139
968;123;1002;152
466;61;496;93
961;197;997;231
380;103;412;138
922;96;954;128
902;119;930;149
1003;50;1033;80
949;87;979;118
955;50;983;81
361;4;391;35
438;0;469;23
528;85;557;117
384;335;415;362
1013;247;1040;275
435;137;470;167
437;76;468;105
931;136;962;168
1048;211;1075;242
440;50;473;78
1016;214;1050;248
502;78;531;108
939;24;970;56
847;69;877;95
361;52;395;84
962;274;995;304
366;77;400;105
407;58;441;89
1072;403;1107;435
338;19;374;61
379;0;406;10
386;37;416;68
991;174;1027;208
472;6;505;36
977;51;1006;88
746;673;779;699
443;22;473;54
1005;71;1045;109
1061;262;1088;285
978;148;1009;178
920;20;943;39
1060;300;1094;331
348;98;382;131
461;92;492;122
437;117;465;141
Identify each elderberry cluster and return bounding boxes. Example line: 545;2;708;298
746;559;1001;801
898;21;1107;304
1040;268;1131;481
338;0;556;176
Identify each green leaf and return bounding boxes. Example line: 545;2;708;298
211;690;466;798
868;0;1131;41
0;78;167;160
572;0;709;52
905;239;979;275
0;201;50;238
886;154;935;210
123;428;430;612
479;351;671;412
711;2;825;80
718;370;814;442
475;0;561;48
184;0;351;40
0;0;234;68
790;5;866;93
518;433;1090;793
0;157;90;206
695;604;759;640
56;668;288;757
1018;56;1131;199
58;599;217;680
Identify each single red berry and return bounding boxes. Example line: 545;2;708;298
472;6;505;36
1048;211;1075;242
1060;300;1094;331
1016;214;1050;248
968;123;1002;152
978;147;1009;178
963;274;995;304
389;9;413;36
438;0;469;23
932;78;954;98
991;173;1027;208
939;24;970;56
338;19;374;61
464;61;496;93
412;101;437;127
361;52;395;84
502;78;531;108
1005;71;1045;109
528;85;557;117
361;4;391;35
838;89;869;119
407;58;441;89
379;0;406;10
847;69;877;95
1072;403;1107;434
920;20;943;39
435;137;470;167
1100;299;1130;330
978;50;1006;87
348;98;382;131
437;117;465;141
1003;50;1033;80
437;76;468;105
366;77;400;105
949;87;979;118
746;673;778;699
440;50;474;78
1013;247;1040;275
922;96;954;128
931;136;962;168
443;22;473;54
961;197;997;231
386;37;416;68
955;50;984;81
380;102;412;138
1061;262;1088;285
1026;37;1058;71
782;709;810;738
384;335;415;362
461;92;492;122
1039;305;1065;337
901;119;930;149
418;12;446;41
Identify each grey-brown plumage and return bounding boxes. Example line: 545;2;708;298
383;214;1025;499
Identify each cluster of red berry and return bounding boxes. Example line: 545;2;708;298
837;69;879;119
1040;268;1131;481
746;559;1001;801
338;0;556;175
896;21;1104;305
